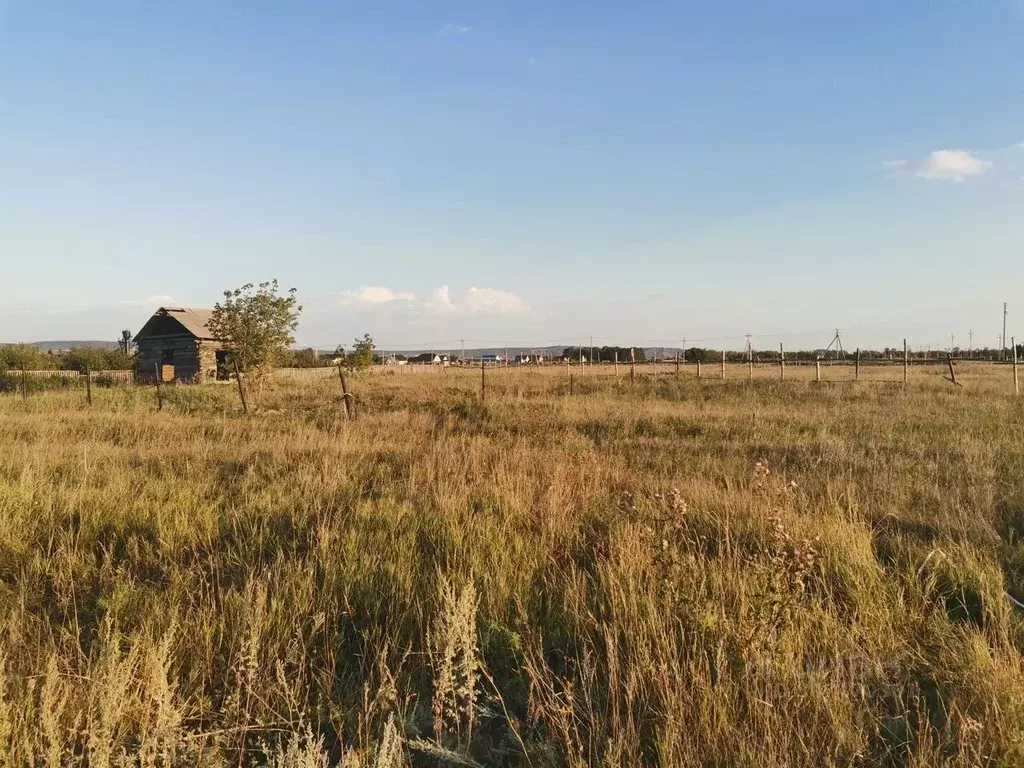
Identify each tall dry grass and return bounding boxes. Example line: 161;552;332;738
0;363;1023;766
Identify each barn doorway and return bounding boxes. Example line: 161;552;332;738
216;350;231;381
160;349;175;382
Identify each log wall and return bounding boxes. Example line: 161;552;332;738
137;336;223;383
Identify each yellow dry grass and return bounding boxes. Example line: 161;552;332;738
1;363;1023;766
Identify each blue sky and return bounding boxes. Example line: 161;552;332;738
1;0;1022;350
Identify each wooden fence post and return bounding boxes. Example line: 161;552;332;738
779;343;785;381
903;339;909;387
481;358;486;403
815;357;821;383
675;351;680;377
748;352;753;382
337;364;355;420
614;350;618;377
1014;337;1019;396
154;363;164;411
946;352;960;387
232;359;248;415
21;366;28;401
697;358;702;379
630;348;636;386
855;348;860;381
85;366;93;406
721;350;726;380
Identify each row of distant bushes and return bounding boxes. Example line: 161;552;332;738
0;344;136;373
0;345;137;394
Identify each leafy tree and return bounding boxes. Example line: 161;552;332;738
347;334;377;370
279;348;329;368
208;280;302;377
0;344;49;371
61;347;136;372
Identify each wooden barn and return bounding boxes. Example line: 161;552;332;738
134;307;227;383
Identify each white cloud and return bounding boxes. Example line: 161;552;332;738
339;284;529;316
527;56;537;65
424;285;528;315
121;295;175;307
440;23;472;35
914;149;992;182
341;286;415;304
464;287;529;315
429;285;455;311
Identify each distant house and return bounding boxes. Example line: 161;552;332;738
133;307;227;383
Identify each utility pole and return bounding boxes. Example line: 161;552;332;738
1003;303;1008;360
824;328;844;360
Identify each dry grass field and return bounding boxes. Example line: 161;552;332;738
1;363;1024;766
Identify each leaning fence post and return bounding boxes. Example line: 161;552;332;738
21;366;28;401
779;343;785;381
675;350;680;378
903;339;909;387
231;358;248;415
1014;337;1019;396
815;357;821;383
337;364;355;420
154;363;164;411
85;366;93;406
614;350;619;378
946;352;960;387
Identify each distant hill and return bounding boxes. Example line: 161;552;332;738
371;345;683;359
5;341;681;357
3;341;121;353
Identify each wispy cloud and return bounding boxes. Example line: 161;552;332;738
121;295;176;307
527;56;537;65
463;287;529;315
915;150;992;182
340;285;529;316
341;286;415;305
424;285;529;315
439;23;472;35
884;149;993;182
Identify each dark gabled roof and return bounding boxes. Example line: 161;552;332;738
133;307;219;342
